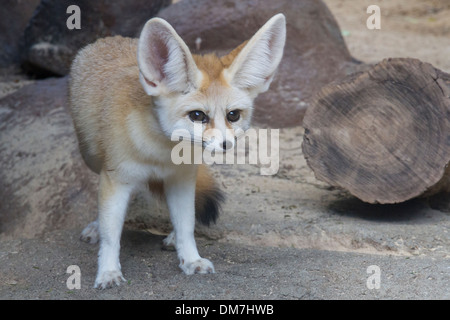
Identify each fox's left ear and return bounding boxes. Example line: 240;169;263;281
223;13;286;95
137;18;201;96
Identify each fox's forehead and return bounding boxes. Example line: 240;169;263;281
183;79;252;116
192;40;247;91
189;48;252;114
193;54;228;89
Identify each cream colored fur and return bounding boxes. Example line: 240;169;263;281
69;14;286;289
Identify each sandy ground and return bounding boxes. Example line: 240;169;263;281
323;0;450;72
0;0;449;300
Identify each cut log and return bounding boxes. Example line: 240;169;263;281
302;58;450;204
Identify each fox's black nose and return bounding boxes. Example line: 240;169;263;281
222;140;233;150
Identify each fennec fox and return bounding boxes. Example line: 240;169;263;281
69;14;286;289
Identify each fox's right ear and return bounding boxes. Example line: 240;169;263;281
137;18;201;96
223;14;286;95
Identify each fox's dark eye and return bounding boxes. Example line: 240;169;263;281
227;110;240;122
189;110;208;123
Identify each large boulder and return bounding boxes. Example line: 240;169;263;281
0;78;98;239
0;78;170;240
21;0;171;76
0;0;40;67
157;0;360;127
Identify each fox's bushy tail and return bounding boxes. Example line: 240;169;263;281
195;165;225;226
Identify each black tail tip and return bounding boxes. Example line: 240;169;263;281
196;187;225;226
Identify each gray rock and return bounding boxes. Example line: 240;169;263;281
0;77;98;239
0;0;40;67
21;0;172;76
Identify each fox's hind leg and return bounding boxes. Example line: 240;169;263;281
162;231;176;249
80;221;99;244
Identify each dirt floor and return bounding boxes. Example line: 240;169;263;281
0;0;449;300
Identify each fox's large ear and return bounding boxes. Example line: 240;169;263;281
223;14;286;95
137;18;201;96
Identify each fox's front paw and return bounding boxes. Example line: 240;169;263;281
181;258;215;275
94;270;126;289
